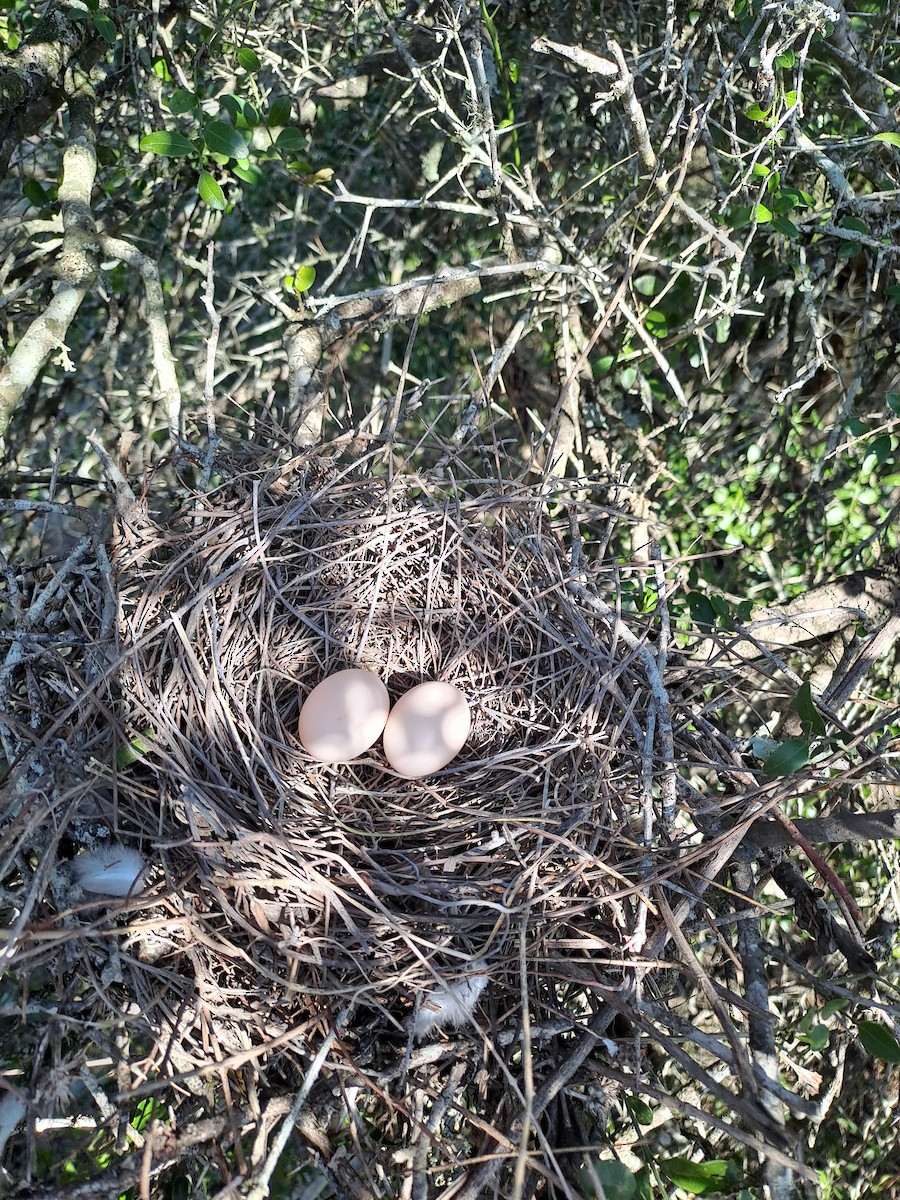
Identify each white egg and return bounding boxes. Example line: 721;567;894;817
297;668;390;763
73;845;146;896
382;681;471;778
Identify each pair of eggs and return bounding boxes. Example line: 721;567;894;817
297;669;470;778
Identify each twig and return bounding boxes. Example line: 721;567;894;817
99;235;183;441
567;579;677;825
242;1011;347;1200
200;243;222;489
0;65;98;438
729;857;795;1200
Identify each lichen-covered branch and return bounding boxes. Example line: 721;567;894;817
0;64;98;439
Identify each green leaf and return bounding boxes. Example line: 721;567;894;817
219;94;242;118
92;13;116;43
579;1162;636;1200
803;1024;830;1052
508;58;519;84
140;131;194;157
634;273;659;297
625;1095;654;1125
775;50;795;68
793;682;825;737
872;132;900;148
686;591;716;631
198;170;227;210
780;186;814;208
845;417;870;436
268;95;292;126
660;1157;738;1195
23;178;51;208
168;88;198;114
116;731;155;769
821;998;848;1018
871;433;893;466
772;215;800;239
745;102;771;122
727;204;753;229
237;46;261;73
232;159;264;186
857;1020;900;1063
763;738;810;777
203;120;249;159
285;265;316;294
753;202;773;224
840;216;868;233
887;393;900;416
275;126;306;152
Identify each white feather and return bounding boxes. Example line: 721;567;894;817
414;971;489;1040
73;846;146;896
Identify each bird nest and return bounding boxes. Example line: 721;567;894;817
1;439;790;1195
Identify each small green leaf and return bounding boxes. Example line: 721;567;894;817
745;103;771;122
203;120;250;159
773;213;802;237
871;433;893;466
232;159;264;186
23;178;51;207
287;265;316;294
275;126;306;152
237;46;261;73
140;131;194;157
727;204;753;229
268;96;292;126
775;50;795;68
804;1024;830;1052
793;682;825;738
822;998;848;1018
887;393;900;415
753;202;773;224
840;216;868;233
198;170;226;210
168;88;198;115
872;132;900;149
579;1162;636;1200
686;591;716;631
763;738;810;777
660;1157;738;1195
857;1020;900;1063
625;1095;654;1125
219;94;242;119
781;186;814;207
845;417;870;436
508;58;520;83
152;58;172;82
92;13;116;44
634;273;659;297
116;731;155;769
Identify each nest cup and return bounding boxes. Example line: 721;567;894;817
112;459;641;1047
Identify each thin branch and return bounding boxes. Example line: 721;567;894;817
99;235;183;441
0;64;98;437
